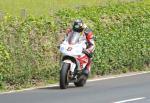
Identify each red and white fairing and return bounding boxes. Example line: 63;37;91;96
60;32;89;73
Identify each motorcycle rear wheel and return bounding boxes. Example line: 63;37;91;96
74;75;87;87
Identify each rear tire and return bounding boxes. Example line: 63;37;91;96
60;63;70;89
74;75;87;87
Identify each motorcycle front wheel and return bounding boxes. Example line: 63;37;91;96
60;63;70;89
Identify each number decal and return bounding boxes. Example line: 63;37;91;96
67;47;72;51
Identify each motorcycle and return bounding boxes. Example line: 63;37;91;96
59;31;90;89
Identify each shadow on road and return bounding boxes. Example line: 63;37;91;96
38;85;76;90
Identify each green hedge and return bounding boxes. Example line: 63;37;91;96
0;16;59;90
0;1;150;90
56;2;150;75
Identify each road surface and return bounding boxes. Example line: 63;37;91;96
0;72;150;103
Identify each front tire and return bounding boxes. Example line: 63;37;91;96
60;63;70;89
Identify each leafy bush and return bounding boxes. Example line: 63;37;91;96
0;1;150;90
56;2;150;75
0;15;59;89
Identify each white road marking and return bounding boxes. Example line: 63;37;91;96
0;71;150;94
113;97;146;103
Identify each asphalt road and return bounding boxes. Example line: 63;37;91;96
0;72;150;103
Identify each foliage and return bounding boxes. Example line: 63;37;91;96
0;15;59;90
0;0;150;90
56;1;150;75
0;0;141;16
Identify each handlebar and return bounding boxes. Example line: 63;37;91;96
82;49;92;58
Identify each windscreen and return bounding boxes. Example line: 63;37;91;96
67;32;80;44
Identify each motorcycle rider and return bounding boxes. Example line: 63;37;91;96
65;19;95;78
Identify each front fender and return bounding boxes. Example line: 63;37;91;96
63;60;76;73
62;55;80;72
